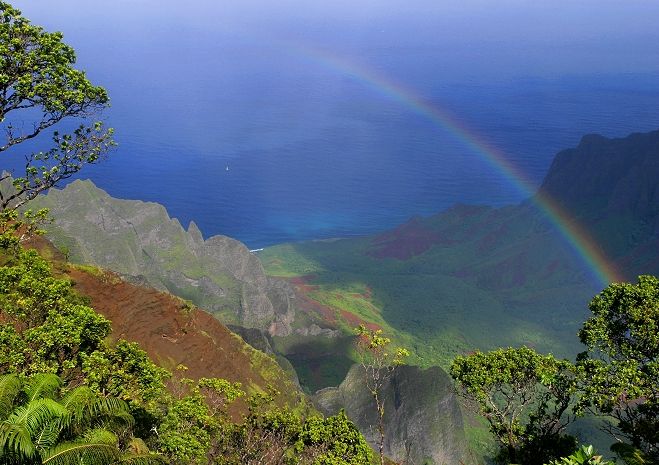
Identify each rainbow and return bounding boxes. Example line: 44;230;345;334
282;41;622;286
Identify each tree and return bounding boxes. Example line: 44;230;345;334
450;347;578;465
355;325;408;465
0;247;170;424
0;372;162;465
158;381;372;465
158;377;244;465
296;410;372;465
0;1;114;212
0;247;112;378
545;445;613;465
576;275;659;462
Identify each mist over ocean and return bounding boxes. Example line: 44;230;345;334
8;1;659;248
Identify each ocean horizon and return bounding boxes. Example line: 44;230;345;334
6;1;659;248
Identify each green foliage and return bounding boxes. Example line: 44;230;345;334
0;1;114;211
158;381;371;465
297;411;372;465
0;247;170;423
577;276;659;461
610;443;652;465
355;326;408;465
0;248;111;377
222;403;372;465
0;242;372;464
450;347;578;465
0;372;162;465
158;377;244;465
0;209;50;252
81;341;170;415
0;248;172;459
545;445;613;465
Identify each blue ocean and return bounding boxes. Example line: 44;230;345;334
8;1;659;248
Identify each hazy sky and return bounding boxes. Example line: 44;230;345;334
12;0;659;82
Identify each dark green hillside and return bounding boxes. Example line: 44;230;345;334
260;129;659;375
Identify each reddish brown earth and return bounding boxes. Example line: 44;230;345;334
339;310;381;332
286;275;381;331
367;217;450;260
286;275;337;325
26;236;303;410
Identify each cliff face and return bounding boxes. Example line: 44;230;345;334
538;129;659;272
540;131;659;225
30;180;295;336
314;364;469;465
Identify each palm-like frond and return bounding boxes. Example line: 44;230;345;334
41;441;120;465
2;397;70;459
0;374;22;420
90;396;131;423
62;387;132;428
24;374;62;402
8;398;68;436
40;428;119;465
81;428;118;446
32;420;61;454
0;421;35;458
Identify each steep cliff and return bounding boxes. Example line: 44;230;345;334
314;364;469;465
30;180;296;336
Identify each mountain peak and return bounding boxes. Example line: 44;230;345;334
538;129;659;220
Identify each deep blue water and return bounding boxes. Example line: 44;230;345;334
6;1;659;247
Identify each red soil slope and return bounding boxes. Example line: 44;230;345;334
27;237;303;409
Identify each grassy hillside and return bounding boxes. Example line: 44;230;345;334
259;209;598;387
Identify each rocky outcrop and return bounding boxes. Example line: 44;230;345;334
29;180;296;336
314;364;469;465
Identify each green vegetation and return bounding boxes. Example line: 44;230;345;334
451;276;659;465
546;445;613;465
0;372;159;465
0;1;114;211
0;236;374;464
260;231;587;377
354;326;409;465
0;3;374;462
451;347;577;464
577;276;659;463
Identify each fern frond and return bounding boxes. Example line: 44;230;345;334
24;374;62;402
32;421;62;452
41;441;120;465
82;428;118;446
0;374;22;420
32;420;61;453
90;396;130;419
61;386;96;424
0;421;36;458
8;398;68;437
